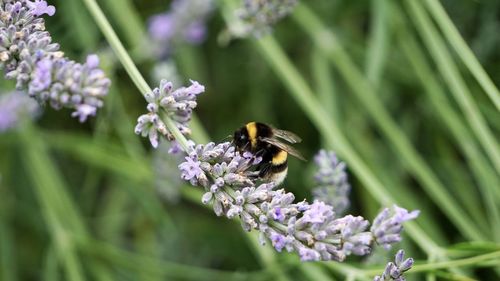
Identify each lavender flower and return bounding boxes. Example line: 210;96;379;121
236;0;298;37
177;141;419;262
134;79;204;148
0;91;38;132
371;205;420;250
312;150;350;215
148;0;213;55
0;0;110;122
374;250;414;281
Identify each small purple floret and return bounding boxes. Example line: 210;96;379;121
27;0;56;17
371;205;420;250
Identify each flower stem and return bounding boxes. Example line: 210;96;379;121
363;250;500;276
81;0;190;151
391;2;500;241
291;2;487;242
18;123;85;281
405;0;500;173
423;0;500;111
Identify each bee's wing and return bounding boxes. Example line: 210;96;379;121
260;137;306;161
271;128;302;144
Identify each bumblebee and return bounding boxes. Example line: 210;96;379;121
233;122;305;185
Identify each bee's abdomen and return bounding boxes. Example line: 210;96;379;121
260;165;288;186
259;149;288;185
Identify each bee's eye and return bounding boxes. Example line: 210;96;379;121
240;135;245;140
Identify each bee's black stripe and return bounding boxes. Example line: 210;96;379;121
270;162;287;173
258;161;288;178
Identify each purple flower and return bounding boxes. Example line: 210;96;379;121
86;54;100;68
30;59;53;92
147;0;214;55
270;232;286;252
184;21;207;44
29;54;110;122
26;0;55;16
71;104;96;123
301;200;334;224
371;205;420;250
0;91;39;132
0;1;110;122
179;156;204;182
149;14;175;41
312;150;350;215
135;79;205;148
336;215;372;256
298;247;321;261
175;139;418;262
373;250;414;281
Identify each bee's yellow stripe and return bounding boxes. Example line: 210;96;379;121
272;150;288;165
246;122;258;147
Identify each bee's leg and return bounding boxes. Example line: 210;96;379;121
257;162;271;179
254;148;267;158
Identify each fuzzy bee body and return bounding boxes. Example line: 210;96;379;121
233;122;304;185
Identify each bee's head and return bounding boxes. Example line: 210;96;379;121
233;127;249;151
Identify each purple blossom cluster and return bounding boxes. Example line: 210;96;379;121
134;79;204;148
148;0;213;55
0;91;38;132
0;0;110;122
178;141;419;261
373;250;414;281
312;150;351;215
371;206;419;250
236;0;298;37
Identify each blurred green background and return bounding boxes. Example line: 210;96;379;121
0;0;499;280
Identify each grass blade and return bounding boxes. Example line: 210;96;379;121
423;0;500;111
292;3;486;241
404;0;500;173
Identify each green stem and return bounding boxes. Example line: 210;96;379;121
363;250;500;276
292;2;486;241
0;220;17;281
323;262;371;281
79;237;265;281
18;124;85;281
80;0;150;94
365;0;389;87
311;48;338;128
299;263;338;281
43;245;60;281
405;0;500;173
392;3;500;240
19;122;116;281
81;0;189;151
100;0;145;49
423;0;500;111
